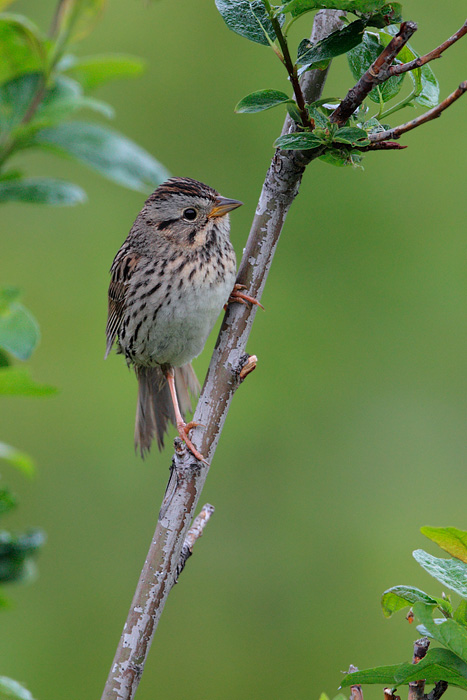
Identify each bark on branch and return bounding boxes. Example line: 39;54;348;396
100;10;344;700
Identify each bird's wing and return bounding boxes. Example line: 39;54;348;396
105;251;141;359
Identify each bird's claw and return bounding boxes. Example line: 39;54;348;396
176;421;209;464
226;283;264;310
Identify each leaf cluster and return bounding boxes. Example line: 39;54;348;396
0;0;169;206
0;288;49;613
341;527;467;692
216;0;440;168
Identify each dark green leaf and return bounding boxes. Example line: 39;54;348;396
297;20;365;69
286;102;302;122
215;0;283;46
235;89;293;113
413;549;467;598
381;585;450;618
0;443;34;476
347;31;404;104
0;489;17;517
0;529;45;583
274;132;324;150
333;126;370;145
0;14;46;84
414;603;467;662
282;0;386;18
366;3;403;27
59;53;145;90
0;349;10;367
0;367;57;396
0;288;39;360
307;106;328;128
0;676;35;700
341;648;467;690
0;178;86;206
31;121;170;192
416;64;439;107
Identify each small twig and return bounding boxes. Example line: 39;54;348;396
408;637;430;700
330;21;417;126
425;681;448;700
239;354;257;381
175;503;215;582
358;141;407;151
389;19;467;78
369;81;467;142
384;689;401;700
348;665;364;700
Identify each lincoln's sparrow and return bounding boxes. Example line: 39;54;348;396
106;177;255;462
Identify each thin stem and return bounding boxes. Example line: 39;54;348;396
369;81;467;143
378;86;418;120
264;0;312;129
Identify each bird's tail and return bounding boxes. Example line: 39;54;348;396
134;364;200;457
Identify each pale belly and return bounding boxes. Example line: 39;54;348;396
125;270;235;367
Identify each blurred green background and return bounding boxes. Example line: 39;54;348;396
2;1;467;699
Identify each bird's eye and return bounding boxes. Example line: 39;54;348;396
183;208;198;221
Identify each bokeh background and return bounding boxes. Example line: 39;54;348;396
2;1;467;699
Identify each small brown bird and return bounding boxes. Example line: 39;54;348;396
106;177;253;462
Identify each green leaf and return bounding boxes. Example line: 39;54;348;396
0;177;86;206
381;585;450;618
340;648;467;690
37;75;114;122
0;367;56;396
413;549;467;598
455;600;467;626
215;0;283;46
0;288;39;360
0;443;34;477
333;126;370;145
286;102;302;122
0;72;42;135
53;0;107;42
416;64;439;107
307;106;328;129
319;147;363;167
0;489;17;517
59;53;145;90
0;14;46;84
414;602;467;662
235;89;293;113
0;676;35;700
347;31;404;104
274;132;324;150
366;3;403;27
0;529;45;583
421;527;467;564
297;20;365;69
31;121;170;192
282;0;386;18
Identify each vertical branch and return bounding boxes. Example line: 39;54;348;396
100;10;344;700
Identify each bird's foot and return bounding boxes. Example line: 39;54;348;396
176;421;208;464
225;283;264;310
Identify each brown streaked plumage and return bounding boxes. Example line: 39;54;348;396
105;177;243;462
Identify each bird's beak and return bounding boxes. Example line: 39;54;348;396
208;196;243;218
